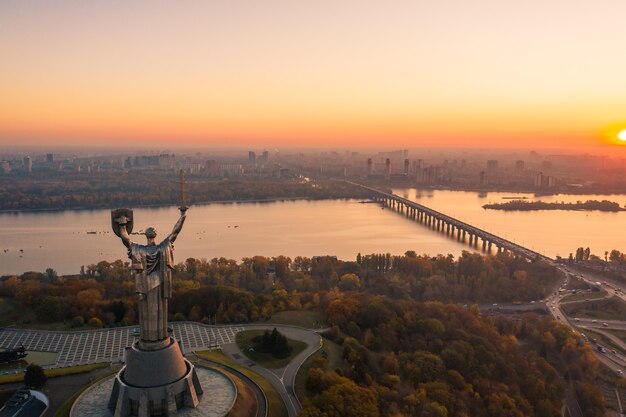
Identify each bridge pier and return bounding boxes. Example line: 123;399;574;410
488;241;493;253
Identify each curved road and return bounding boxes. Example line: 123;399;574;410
193;355;267;417
221;324;322;417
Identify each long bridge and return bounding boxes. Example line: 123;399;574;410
347;181;551;261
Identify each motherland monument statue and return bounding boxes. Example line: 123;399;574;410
108;170;203;417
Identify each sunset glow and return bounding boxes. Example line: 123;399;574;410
1;1;626;151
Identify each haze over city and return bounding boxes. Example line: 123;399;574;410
2;0;626;151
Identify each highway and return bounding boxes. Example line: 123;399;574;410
544;267;626;379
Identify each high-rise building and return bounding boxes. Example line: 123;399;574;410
486;160;499;172
515;160;525;171
248;151;256;164
1;160;10;174
404;159;410;176
46;153;54;163
385;158;391;177
23;156;32;173
367;158;373;175
261;151;269;162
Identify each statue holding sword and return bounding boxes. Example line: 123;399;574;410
111;170;188;343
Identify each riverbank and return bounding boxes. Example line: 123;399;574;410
0;196;326;214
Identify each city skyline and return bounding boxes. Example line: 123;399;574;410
1;1;626;152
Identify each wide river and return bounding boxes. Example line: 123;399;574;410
1;190;625;275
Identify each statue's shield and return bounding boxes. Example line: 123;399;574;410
111;208;134;237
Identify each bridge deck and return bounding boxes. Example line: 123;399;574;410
346;180;550;261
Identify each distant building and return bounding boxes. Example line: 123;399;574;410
534;172;544;188
46;153;54;163
366;158;373;176
23;156;32;173
486;160;499;172
1;160;10;174
248;151;256;164
515;160;525;171
385;158;391;178
404;159;410;176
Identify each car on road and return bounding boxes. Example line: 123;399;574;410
602;323;608;327
592;319;597;323
618;370;623;376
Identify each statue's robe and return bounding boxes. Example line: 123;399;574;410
129;238;174;342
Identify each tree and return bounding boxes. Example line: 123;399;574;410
71;316;85;327
44;268;58;283
24;364;47;388
338;274;361;291
88;317;103;328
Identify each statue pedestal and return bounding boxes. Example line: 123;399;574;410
108;337;203;417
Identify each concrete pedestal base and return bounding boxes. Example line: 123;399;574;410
108;337;203;417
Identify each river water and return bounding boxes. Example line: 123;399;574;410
394;188;626;260
1;191;624;275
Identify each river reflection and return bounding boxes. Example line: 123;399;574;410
0;199;471;275
395;188;626;260
2;191;624;276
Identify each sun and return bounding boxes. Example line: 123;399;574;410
619;129;626;142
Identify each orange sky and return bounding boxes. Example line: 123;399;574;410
1;1;626;151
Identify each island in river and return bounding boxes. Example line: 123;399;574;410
483;199;626;212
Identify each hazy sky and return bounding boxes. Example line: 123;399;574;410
1;1;625;151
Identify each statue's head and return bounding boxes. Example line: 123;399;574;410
145;227;157;240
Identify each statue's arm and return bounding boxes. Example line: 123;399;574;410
168;208;187;243
116;216;132;249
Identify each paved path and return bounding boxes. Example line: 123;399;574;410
221;325;322;417
193;355;267;417
0;322;244;373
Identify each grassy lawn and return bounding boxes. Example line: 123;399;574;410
562;296;626;321
0;362;111;385
195;350;288;417
294;338;344;401
265;310;323;329
236;330;307;369
607;329;626;345
564;277;591;291
561;290;607;303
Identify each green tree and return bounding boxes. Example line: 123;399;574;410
24;364;47;388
